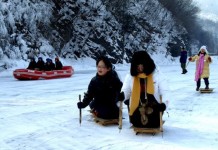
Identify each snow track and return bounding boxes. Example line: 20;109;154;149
1;62;218;150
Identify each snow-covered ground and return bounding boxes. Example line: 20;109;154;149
0;57;218;150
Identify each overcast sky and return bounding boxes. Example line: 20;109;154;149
193;0;218;21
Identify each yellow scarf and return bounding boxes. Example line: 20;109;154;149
129;73;154;115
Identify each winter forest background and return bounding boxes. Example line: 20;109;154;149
0;0;218;69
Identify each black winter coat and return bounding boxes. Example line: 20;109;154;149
180;50;187;63
82;70;123;119
35;60;45;71
55;61;63;70
27;60;36;70
44;62;55;71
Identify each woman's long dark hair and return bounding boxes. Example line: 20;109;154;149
130;51;156;76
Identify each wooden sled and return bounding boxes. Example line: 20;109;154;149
93;117;119;126
133;121;165;135
133;96;164;135
89;110;119;126
199;88;214;93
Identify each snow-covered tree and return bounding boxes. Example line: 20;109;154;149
0;0;216;69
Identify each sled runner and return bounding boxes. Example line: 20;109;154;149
93;116;119;126
133;121;165;135
89;110;119;126
199;88;214;93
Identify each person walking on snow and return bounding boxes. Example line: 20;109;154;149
180;46;188;74
189;45;212;91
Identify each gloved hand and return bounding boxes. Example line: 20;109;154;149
158;103;166;112
77;102;86;109
124;99;129;106
188;57;192;61
141;99;147;103
118;92;125;101
208;57;212;62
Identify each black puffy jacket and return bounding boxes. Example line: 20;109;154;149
82;70;123;119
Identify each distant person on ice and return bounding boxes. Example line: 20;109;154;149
77;56;123;119
189;45;212;91
121;51;168;128
180;46;188;74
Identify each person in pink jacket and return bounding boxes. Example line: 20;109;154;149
189;46;212;91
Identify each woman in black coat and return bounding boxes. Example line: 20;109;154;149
55;57;63;70
44;58;55;71
27;58;36;70
77;56;123;119
35;57;45;71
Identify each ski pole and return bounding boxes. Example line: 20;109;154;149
127;104;131;123
186;61;190;68
159;95;163;137
79;94;82;126
118;101;123;132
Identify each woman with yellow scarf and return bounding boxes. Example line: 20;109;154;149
121;51;168;128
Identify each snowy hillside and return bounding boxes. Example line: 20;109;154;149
1;0;215;70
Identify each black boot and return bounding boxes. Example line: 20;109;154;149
196;79;201;91
204;78;209;89
182;69;187;74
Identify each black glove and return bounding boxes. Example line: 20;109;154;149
141;99;147;103
118;92;125;101
158;103;166;112
77;102;86;109
124;99;129;106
